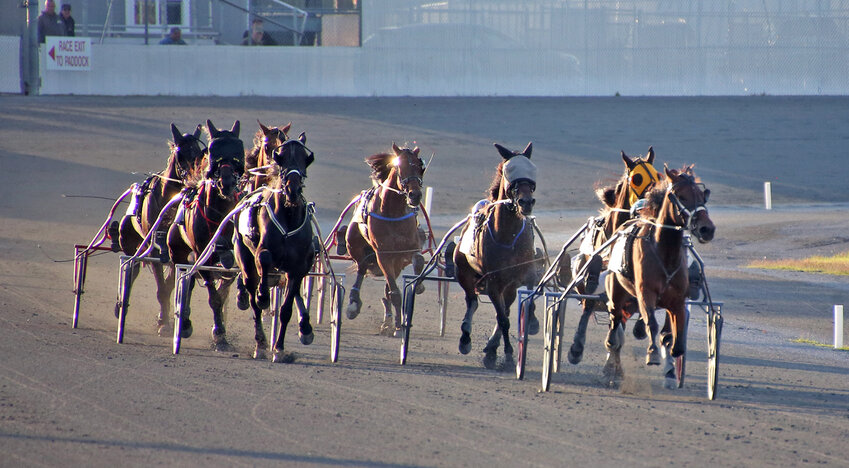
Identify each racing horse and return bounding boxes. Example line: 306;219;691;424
345;143;427;336
567;148;661;364
245;120;291;190
167;120;245;350
603;165;714;387
234;132;316;362
116;123;205;335
454;143;538;369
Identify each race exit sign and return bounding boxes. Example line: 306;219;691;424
45;37;91;71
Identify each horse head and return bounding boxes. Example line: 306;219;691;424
664;165;715;243
390;142;425;208
272;132;314;206
170;123;205;180
206;120;245;201
622;146;661;205
495;142;536;216
258;120;291;162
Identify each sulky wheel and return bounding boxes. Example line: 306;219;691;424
172;272;192;355
541;302;559;391
116;259;134;344
330;282;342;363
515;300;532;380
400;285;416;365
707;312;723;400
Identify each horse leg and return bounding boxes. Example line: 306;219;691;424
378;283;396;336
272;277;297;363
152;263;175;336
291;275;314;345
636;291;661;366
412;252;426;294
455;255;478;355
248;295;268;360
255;249;272;310
204;272;231;352
499;288;517;360
603;317;625;383
568;299;594;365
482;323;501;370
346;267;367;320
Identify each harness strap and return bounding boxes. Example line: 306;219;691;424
368;211;417;222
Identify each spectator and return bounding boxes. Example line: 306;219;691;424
241;18;277;46
37;0;65;44
160;27;187;45
60;4;75;37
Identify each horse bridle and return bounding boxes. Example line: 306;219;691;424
666;179;709;235
276;139;313;185
505;178;536;212
175;136;206;182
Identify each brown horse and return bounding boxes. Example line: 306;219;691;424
234;132;316;362
245;120;291;190
345;143;427;336
116;123;205;335
454;143;538;369
603;166;715;387
167;120;245;350
567;147;662;364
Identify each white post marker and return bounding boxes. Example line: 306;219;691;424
835;305;844;349
764;182;772;210
424;186;433;215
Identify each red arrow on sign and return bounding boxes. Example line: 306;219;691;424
48;46;55;61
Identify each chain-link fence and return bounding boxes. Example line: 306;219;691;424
364;0;849;95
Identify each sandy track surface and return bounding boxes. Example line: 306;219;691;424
1;96;848;467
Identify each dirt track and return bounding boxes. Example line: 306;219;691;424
1;96;848;467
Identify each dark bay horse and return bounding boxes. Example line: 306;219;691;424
345;143;427;336
603;166;715;387
454;143;538;369
167;120;245;350
116;123;205;335
234;132;316;362
567;148;661;364
245;120;291;190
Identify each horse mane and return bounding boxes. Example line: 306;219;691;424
487;160;506;201
366;152;394;183
246;133;262;171
181;157;207;188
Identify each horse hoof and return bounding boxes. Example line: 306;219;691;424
180;320;193;339
346;301;361;320
415;282;426;295
256;294;270;311
272;351;296;363
213;336;232;352
646;348;661;366
567;346;583;365
633;320;647;340
218;250;235;269
299;331;314;345
482;351;498;370
664;377;677;390
393;327;404;338
237;291;250;311
527;315;540;336
157;322;172;337
253;346;267;360
459;334;472;355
